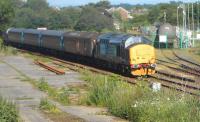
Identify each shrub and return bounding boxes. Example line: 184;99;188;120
82;72;200;122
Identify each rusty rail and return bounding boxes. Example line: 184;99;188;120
34;60;65;75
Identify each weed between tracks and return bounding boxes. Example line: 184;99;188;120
81;70;200;122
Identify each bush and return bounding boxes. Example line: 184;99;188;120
0;38;18;55
0;97;19;122
82;72;200;122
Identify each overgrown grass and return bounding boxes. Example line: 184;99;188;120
0;96;19;122
40;98;60;113
40;98;85;122
0;38;18;55
81;71;200;122
37;78;69;105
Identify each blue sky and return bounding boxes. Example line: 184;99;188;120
47;0;198;7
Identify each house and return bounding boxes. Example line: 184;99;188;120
106;7;133;20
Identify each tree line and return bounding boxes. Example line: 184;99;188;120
1;0;200;34
0;0;114;33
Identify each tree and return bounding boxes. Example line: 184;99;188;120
74;7;114;32
95;0;111;9
0;0;14;33
11;8;35;28
26;0;49;11
147;3;179;25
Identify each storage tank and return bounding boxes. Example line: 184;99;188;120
154;23;176;48
158;23;176;40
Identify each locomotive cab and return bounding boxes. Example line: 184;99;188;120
96;33;156;76
128;44;156;75
125;36;156;76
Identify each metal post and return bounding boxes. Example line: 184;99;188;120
186;36;189;48
188;3;190;31
177;7;179;27
198;1;200;31
192;3;195;47
166;33;168;49
180;31;183;48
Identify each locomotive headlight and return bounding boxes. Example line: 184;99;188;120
151;64;157;68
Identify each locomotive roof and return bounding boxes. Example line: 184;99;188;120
98;33;132;43
97;33;152;47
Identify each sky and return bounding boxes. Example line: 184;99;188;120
47;0;198;7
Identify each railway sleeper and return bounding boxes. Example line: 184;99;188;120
156;71;196;83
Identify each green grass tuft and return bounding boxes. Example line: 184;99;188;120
0;96;20;122
37;78;69;105
40;98;60;114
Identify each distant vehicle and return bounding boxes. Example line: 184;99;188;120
4;28;156;76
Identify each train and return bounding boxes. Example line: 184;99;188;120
3;28;156;76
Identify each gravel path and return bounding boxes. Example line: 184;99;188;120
0;56;127;122
0;62;51;122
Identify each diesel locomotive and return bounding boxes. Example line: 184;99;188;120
4;28;156;76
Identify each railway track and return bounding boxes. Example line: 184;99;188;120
173;51;200;68
19;49;200;97
154;50;200;96
19;49;137;85
160;50;200;73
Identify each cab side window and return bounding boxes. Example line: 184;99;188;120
107;44;117;56
99;39;121;57
100;43;106;55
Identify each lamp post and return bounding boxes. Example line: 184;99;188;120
177;4;187;48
